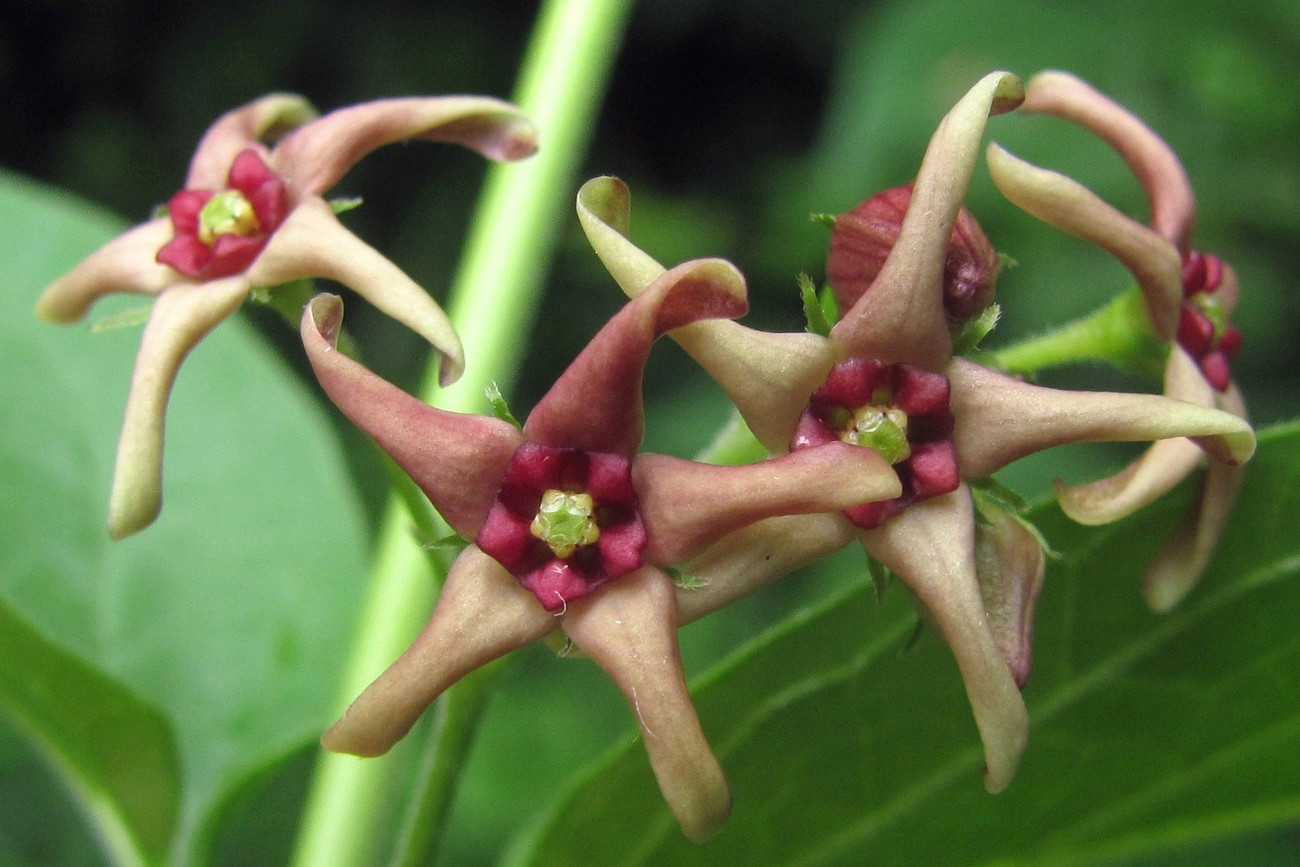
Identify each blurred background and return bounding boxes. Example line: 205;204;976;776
2;0;1297;863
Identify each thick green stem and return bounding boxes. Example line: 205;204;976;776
289;2;634;865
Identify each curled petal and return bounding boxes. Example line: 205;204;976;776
949;359;1255;478
1053;349;1211;525
1022;71;1195;249
300;294;522;538
108;277;250;539
272;96;539;197
986;142;1183;339
1144;384;1248;612
674;513;857;626
562;567;731;842
974;505;1045;688
322;546;555;757
186;94;317;189
635;444;901;566
257;198;465;384
831;71;1024;368
35;219;177;322
862;489;1028;792
523;258;748;456
577;176;835;451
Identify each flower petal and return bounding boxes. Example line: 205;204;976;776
1053;349;1211;525
272;96;539;197
35;219;177;322
523;258;748;455
1022;71;1195;250
300;294;522;538
635;443;901;566
577;176;835;451
186;94;317;189
861;488;1028;793
949;358;1255;478
107;277;250;539
322;546;555;757
561;566;731;842
974;504;1045;688
831;71;1024;368
674;513;857;626
257;198;465;384
986;142;1184;339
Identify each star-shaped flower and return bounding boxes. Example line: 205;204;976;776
36;93;538;539
301;262;900;841
577;71;1255;792
986;70;1248;610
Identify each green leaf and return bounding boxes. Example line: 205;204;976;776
0;171;370;862
506;423;1300;864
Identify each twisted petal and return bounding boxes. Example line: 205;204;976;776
322;546;554;757
986;142;1183;339
635;443;900;566
1144;384;1248;612
577;175;836;450
272;96;539;197
1053;349;1211;525
186;94;317;189
1022;71;1195;249
561;566;731;842
831;71;1024;368
301;294;522;538
35;218;177;322
949;359;1255;478
974;505;1045;688
108;277;250;539
861;489;1028;792
674;513;857;626
523;258;748;456
257;198;466;383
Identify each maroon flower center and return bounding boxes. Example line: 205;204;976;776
1176;250;1241;392
474;442;648;612
791;358;959;529
156;149;290;280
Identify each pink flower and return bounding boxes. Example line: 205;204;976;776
987;70;1249;610
35;93;538;539
578;71;1255;792
300;262;900;841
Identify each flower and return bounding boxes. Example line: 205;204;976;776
36;93;539;539
301;263;901;841
986;70;1249;611
578;71;1256;792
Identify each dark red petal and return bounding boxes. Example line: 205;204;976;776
206;233;267;277
790;409;839;450
248;179;291;232
1176;307;1215;357
1180;250;1206;295
908;439;961;499
1199;353;1232;392
156;234;212;277
597;518;648;578
1218;326;1243;358
1202;254;1223;292
166;189;212;235
811;357;884;409
893;364;951;416
227;149;281;195
842;498;904;530
475;502;540;573
520;560;601;612
499;441;574;494
585;452;636;505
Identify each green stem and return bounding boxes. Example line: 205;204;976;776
289;2;633;865
977;287;1166;380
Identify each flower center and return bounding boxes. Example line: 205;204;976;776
197;189;261;244
1177;250;1241;392
530;489;601;558
841;403;911;464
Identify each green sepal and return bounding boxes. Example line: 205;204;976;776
486;382;522;428
952;302;1001;355
799;273;838;336
89;303;152;333
666;565;707;591
328;196;364;216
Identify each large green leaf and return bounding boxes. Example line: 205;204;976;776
506;424;1300;865
0;171;370;863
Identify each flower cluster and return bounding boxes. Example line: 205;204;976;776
39;74;1254;842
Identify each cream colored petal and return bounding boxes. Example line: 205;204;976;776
862;489;1028;792
576;175;834;451
1143;384;1248;612
322;546;554;757
35;219;177;323
272;96;538;197
562;567;731;842
186;94;318;188
949;359;1255;478
636;444;900;566
1053;349;1212;525
674;513;857;626
974;505;1045;688
1023;71;1195;249
107;277;250;539
253;198;465;384
832;71;1023;368
986;142;1183;339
